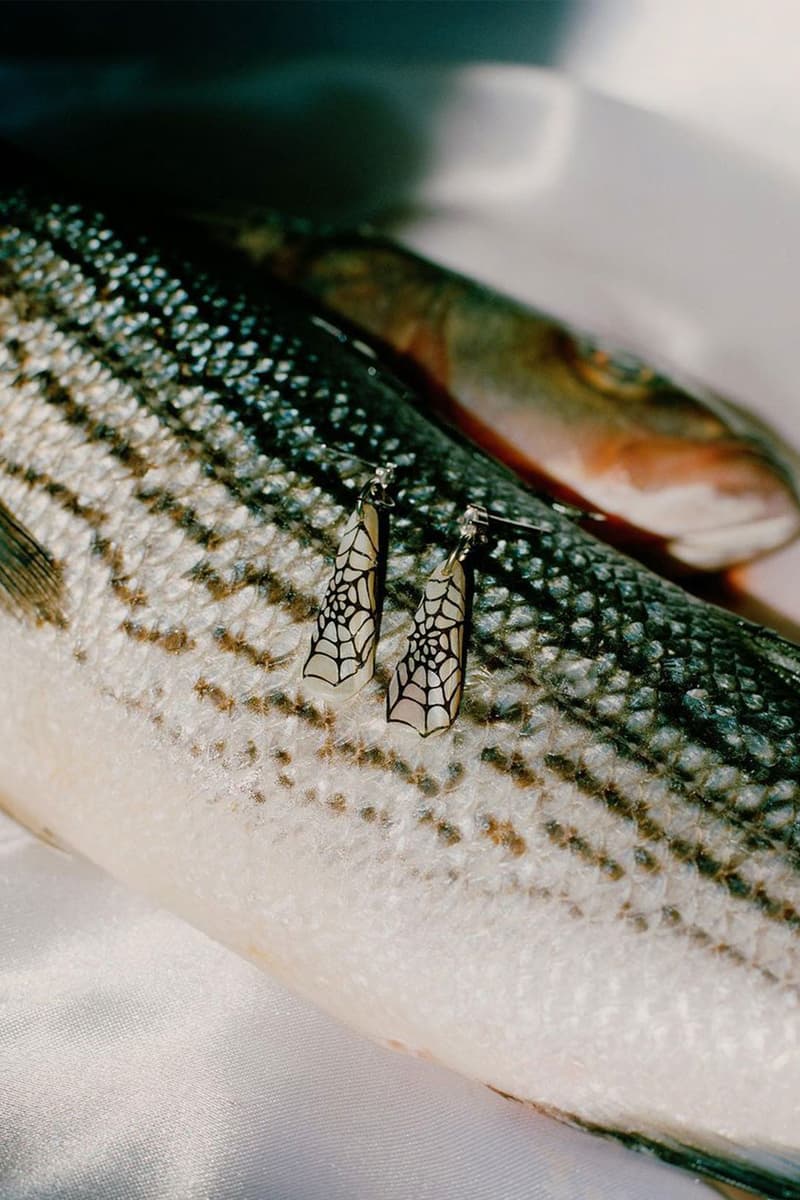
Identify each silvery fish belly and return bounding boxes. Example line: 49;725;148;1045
2;185;800;1198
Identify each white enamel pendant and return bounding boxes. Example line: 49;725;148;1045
303;498;384;699
386;555;469;737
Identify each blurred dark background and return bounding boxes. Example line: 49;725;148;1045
4;1;800;212
0;1;579;216
2;1;573;64
2;1;799;234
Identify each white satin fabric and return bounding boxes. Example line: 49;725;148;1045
2;57;798;1200
0;813;717;1199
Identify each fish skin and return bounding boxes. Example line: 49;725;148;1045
1;186;800;1196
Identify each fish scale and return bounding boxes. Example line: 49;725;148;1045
1;185;800;1196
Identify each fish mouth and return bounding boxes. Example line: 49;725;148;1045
414;384;800;573
585;436;800;572
667;511;800;572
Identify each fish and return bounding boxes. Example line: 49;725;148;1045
1;180;800;1199
202;213;800;575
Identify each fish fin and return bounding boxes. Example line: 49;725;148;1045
540;1102;800;1199
0;498;66;626
634;1133;800;1199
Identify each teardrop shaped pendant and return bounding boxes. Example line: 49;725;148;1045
303;463;395;699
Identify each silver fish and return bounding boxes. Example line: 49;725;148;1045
1;185;800;1198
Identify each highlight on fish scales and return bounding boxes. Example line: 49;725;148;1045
3;178;800;1200
202;212;800;575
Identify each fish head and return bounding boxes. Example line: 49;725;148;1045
259;236;800;574
529;332;800;572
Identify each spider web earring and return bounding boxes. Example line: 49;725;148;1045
303;460;395;698
387;504;488;737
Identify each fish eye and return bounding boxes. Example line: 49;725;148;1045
566;334;672;401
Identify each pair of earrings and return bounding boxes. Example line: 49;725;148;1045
303;458;542;737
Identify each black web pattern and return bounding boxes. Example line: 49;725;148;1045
387;560;468;737
303;501;381;695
